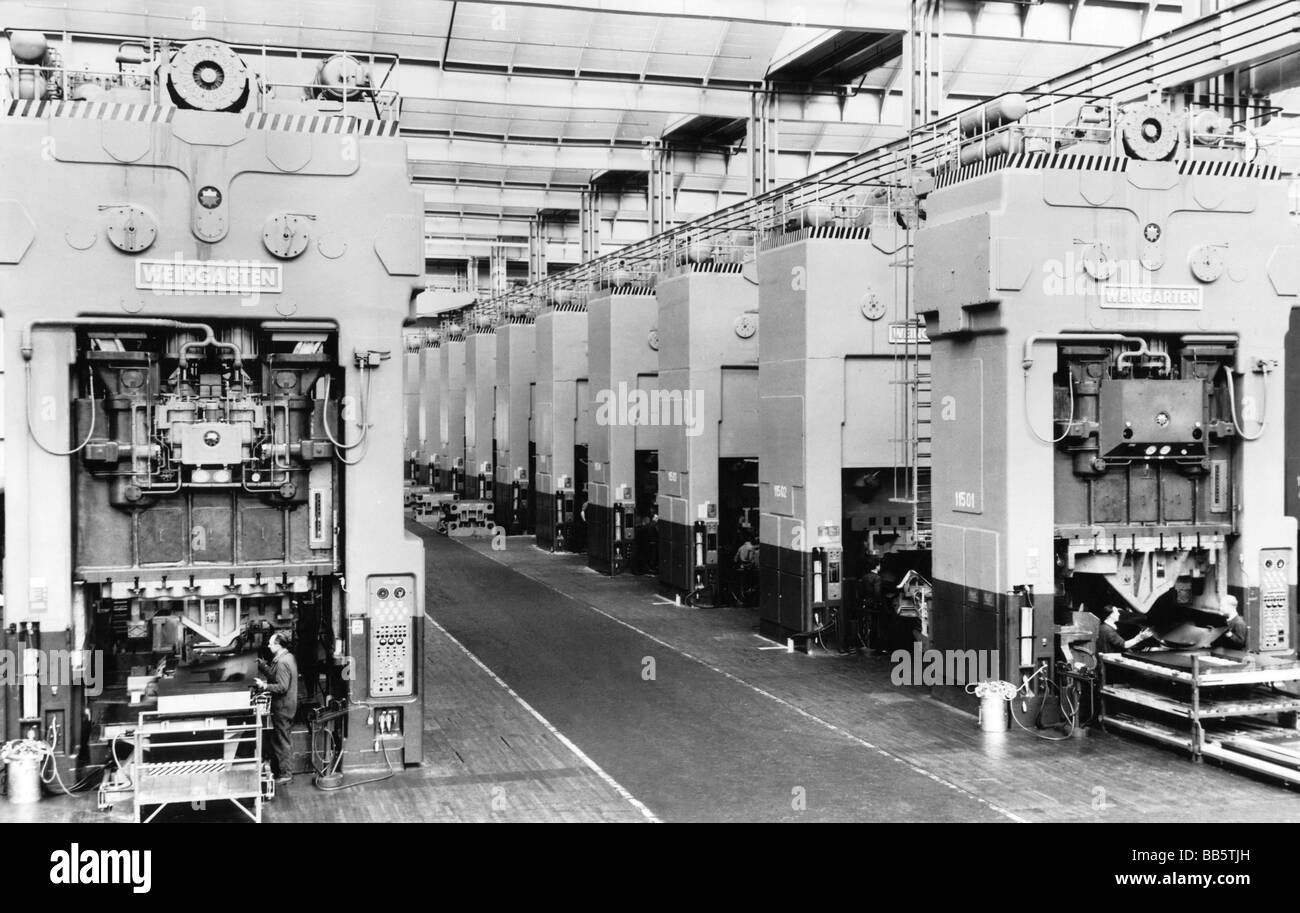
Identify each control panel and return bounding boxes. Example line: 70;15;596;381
1251;549;1292;653
694;520;719;567
827;548;843;603
367;575;416;696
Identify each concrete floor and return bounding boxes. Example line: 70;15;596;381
7;523;1300;823
435;528;1300;823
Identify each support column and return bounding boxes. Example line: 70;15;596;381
580;189;600;263
907;0;944;129
466;256;479;296
648;148;675;236
748;88;778;197
489;245;509;296
528;218;548;283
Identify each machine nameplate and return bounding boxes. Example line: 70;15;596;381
888;322;930;345
135;258;283;295
1099;284;1202;310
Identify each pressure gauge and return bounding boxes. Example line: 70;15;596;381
1189;244;1225;283
1080;241;1115;281
734;314;757;339
861;292;887;320
263;213;312;259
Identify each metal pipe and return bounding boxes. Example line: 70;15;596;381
1181;334;1240;344
20;318;242;365
1021;333;1144;371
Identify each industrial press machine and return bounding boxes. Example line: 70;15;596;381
756;192;931;647
0;33;426;796
917;95;1300;771
587;262;661;576
493;297;538;535
435;312;469;497
655;235;761;602
534;285;592;553
464;302;498;504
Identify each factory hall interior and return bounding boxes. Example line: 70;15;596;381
8;0;1300;831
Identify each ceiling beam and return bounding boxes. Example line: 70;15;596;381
409;137;654;172
463;0;1181;37
3;0;1180;49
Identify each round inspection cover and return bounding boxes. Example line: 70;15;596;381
105;205;157;253
734;314;757;339
861;291;886;321
1189;245;1225;283
1119;105;1179;161
263;213;311;259
1080;241;1115;281
168;40;251;112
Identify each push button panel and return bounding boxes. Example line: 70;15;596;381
368;575;415;697
1258;550;1292;652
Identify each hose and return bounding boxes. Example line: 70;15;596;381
1025;369;1074;445
970;666;1082;742
321;370;374;463
1;737;88;798
25;364;97;456
1222;362;1269;442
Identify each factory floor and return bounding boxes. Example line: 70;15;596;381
420;527;1300;823
8;525;1300;823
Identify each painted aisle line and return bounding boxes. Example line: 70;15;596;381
423;613;661;823
475;548;1027;824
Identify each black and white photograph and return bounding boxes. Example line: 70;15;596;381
0;0;1296;889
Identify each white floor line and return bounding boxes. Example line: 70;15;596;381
424;612;660;824
471;544;1027;824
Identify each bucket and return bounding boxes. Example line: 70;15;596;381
5;756;43;804
978;692;1008;733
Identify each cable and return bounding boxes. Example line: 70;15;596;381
1;736;98;798
1024;368;1074;445
1222;362;1268;442
25;364;96;456
312;744;398;791
975;667;1081;742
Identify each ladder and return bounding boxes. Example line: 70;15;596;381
888;243;932;547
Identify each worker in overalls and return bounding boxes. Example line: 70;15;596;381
255;632;298;785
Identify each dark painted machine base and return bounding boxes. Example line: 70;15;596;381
929;578;1054;712
536;490;559;551
535;491;584;553
587;503;615;575
658;519;694;593
758;543;844;648
494;481;532;535
1;628;79;774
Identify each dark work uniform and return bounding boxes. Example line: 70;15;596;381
1096;624;1127;654
1214;614;1248;650
261;651;298;778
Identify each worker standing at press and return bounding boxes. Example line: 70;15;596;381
256;632;299;786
